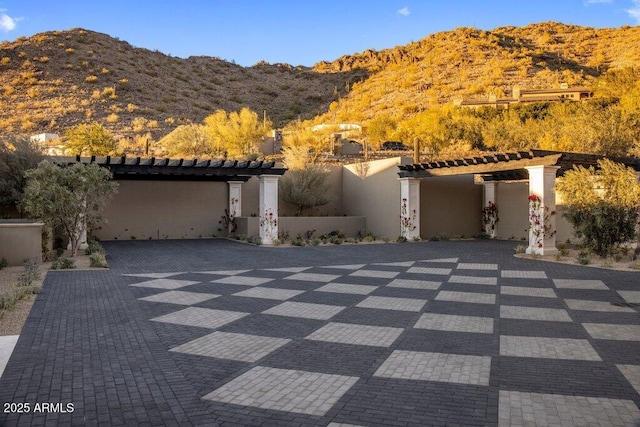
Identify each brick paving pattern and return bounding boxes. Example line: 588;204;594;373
1;239;639;426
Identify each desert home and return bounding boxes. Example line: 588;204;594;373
453;84;594;109
3;149;639;266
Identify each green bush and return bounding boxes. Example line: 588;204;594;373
52;257;75;270
0;257;7;270
556;160;640;257
18;258;40;287
89;252;108;268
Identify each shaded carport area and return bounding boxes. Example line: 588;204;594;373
398;149;640;255
54;155;286;244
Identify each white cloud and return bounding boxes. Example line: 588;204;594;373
0;13;18;31
627;0;640;22
397;7;410;16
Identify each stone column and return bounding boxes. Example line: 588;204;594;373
227;181;242;233
525;166;560;255
399;177;421;240
259;175;279;245
483;181;498;238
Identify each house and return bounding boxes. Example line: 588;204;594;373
454;84;593;109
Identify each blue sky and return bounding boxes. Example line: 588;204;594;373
0;0;639;67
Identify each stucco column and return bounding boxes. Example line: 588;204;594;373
259;175;279;245
483;181;498;238
227;181;242;233
67;201;88;251
399;177;421;240
525;165;560;255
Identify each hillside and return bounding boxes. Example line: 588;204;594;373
0;28;363;139
314;22;640;124
1;22;640;141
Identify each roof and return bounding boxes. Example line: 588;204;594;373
398;150;640;180
53;155;287;182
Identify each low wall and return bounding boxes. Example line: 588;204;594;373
0;220;43;266
235;216;366;240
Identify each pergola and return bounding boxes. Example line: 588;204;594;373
55;155;287;245
398;150;640;255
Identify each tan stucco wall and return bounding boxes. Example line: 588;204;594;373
342;157;404;240
236;216;366;239
421;175;483;239
494;181;575;242
0;221;43;265
95;180;228;240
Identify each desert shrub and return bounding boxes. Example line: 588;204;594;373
18;258;40;287
279;166;333;216
0;257;7;269
51;257;75;270
89;252;108;268
556;159;640;257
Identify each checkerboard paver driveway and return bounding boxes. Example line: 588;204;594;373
1;239;640;426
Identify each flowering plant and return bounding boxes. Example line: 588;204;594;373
218;197;238;233
259;207;278;242
482;201;499;237
400;197;417;238
528;194;556;249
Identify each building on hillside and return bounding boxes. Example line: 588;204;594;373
453;83;593;109
30;133;64;155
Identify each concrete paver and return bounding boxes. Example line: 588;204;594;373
1;239;639;426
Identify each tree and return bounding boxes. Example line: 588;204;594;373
160;124;213;158
21;161;118;256
279;166;333;216
204;108;270;158
0;137;43;213
555;159;640;257
282;120;327;165
63;123;118;156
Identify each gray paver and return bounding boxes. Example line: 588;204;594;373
151;307;249;329
203;366;359;416
373;261;415;267
374;350;491;386
356;296;427;312
500;286;557;298
306;322;403;347
386;278;441;290
500;305;572;322
457;263;498;270
263;301;345;320
170;331;290;362
284;272;341;282
618;291;640;303
501;270;547;279
553;279;609;290
407;266;452;275
320;264;366;270
565;299;635;313
315;282;378;295
232;287;305;300
210;275;274;286
435;290;496;305
448;275;497;285
616;364;640;395
130;278;200;290
138;290;219;305
500;336;602;361
583;323;640;341
414;313;494;334
419;258;458;263
124;272;185;278
349;269;399;279
498;391;640;427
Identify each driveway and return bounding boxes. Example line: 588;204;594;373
1;239;639;426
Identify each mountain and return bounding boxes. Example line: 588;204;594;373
1;22;639;140
0;28;364;139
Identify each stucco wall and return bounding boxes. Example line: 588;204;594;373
420;175;483;239
0;220;43;265
342;157;404;240
95;180;228;240
236;216;366;239
494;181;575;242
